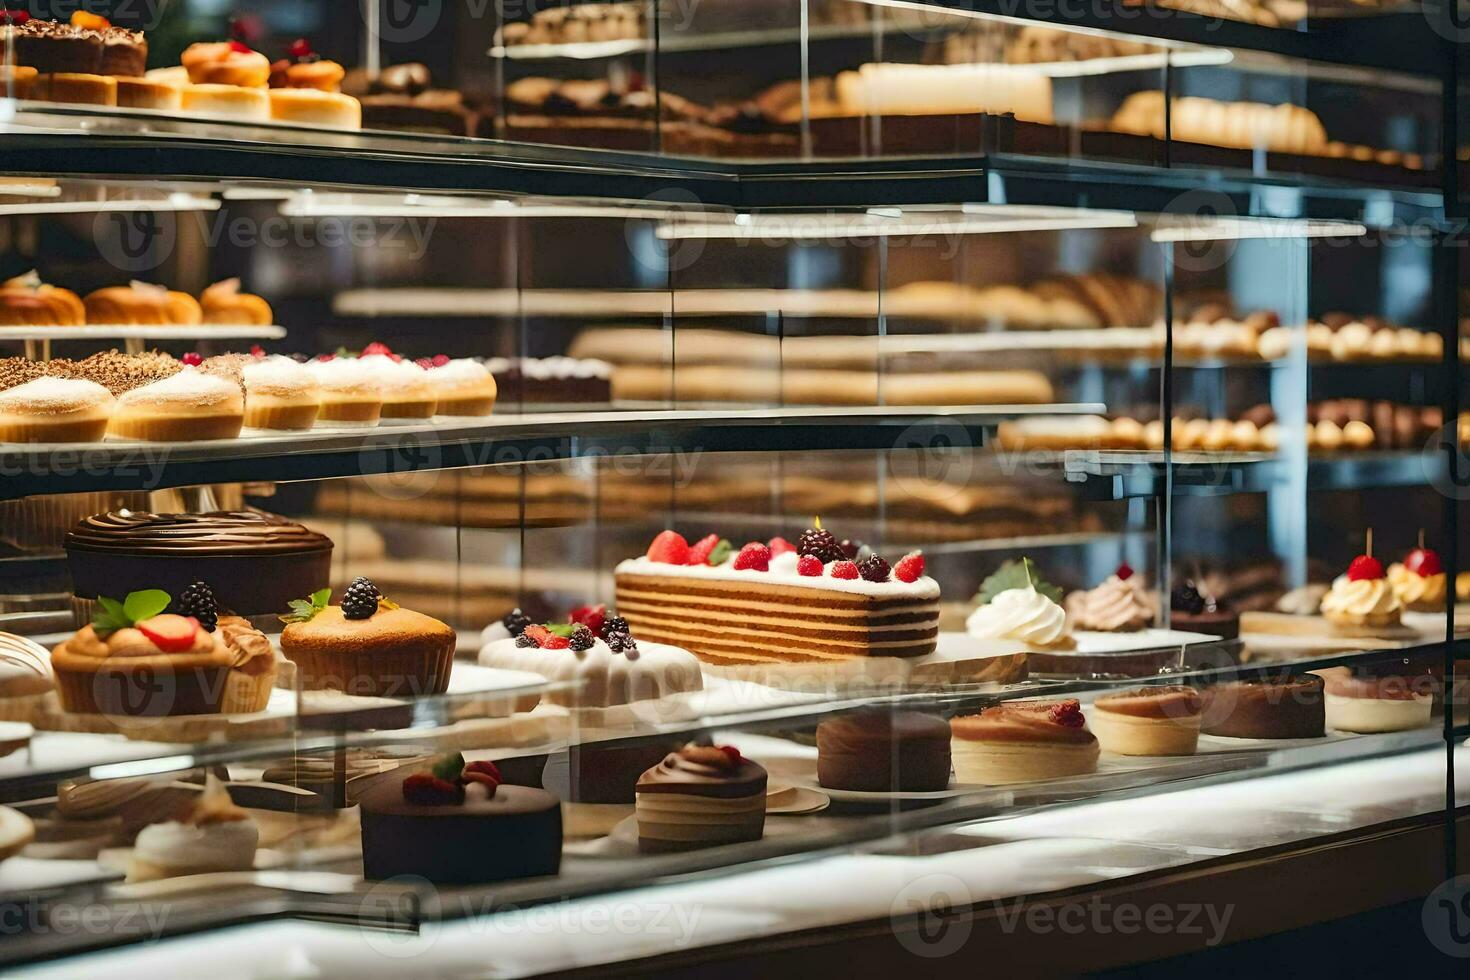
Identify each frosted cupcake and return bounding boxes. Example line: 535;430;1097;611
1064;563;1155;632
360;354;437;420
305;356;382;428
0;377;114;443
1387;547;1447;613
423;358;498;417
108;367;244;442
1320;554;1401;631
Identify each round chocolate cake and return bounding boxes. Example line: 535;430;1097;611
65;510;332;616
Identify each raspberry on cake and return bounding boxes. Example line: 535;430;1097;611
614;522;940;666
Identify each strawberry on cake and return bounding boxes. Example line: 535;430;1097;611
614;522;940;666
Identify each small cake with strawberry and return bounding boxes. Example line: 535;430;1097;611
950;699;1100;784
478;604;702;708
357;753;562;884
614;521;940;666
1387;544;1447;613
50;588;275;717
1321;552;1402;632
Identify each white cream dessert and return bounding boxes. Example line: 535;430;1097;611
305;356;382;427
359;353;437;419
614;526;939;666
108;367;244;442
1320;554;1401;630
1064;564;1156;632
1321;671;1433;734
239;356;319;430
967;579;1073;650
0;377;114;444
424;358;498;417
127;775;259;882
478;606;702;708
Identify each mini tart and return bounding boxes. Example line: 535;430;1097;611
280;605;456;698
306;358;383;427
216;615;277;714
1089;686;1203;756
30;71;117;106
950;701;1099;785
268;88;361;129
1321;671;1434;734
816;709;952;792
1320;574;1401;631
426;359;498;416
108;367;244;442
128;776;258;882
181;42;271;87
1200;675;1324;739
635;745;768;853
83;284;202;325
360;355;436;419
0;377;114;444
50;622;235;717
115;77;182;111
1386;563;1447;613
181;83;269;120
0;274;85;326
200;279;273;325
0;631;55;723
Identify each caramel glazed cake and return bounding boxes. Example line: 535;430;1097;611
614;527;940;665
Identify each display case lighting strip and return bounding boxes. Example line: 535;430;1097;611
656;205;1138;240
0;192;219;216
277;192;700;221
850;0;1224;51
89;754;197;781
1149;216;1367;242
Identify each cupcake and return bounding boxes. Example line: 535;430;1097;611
279;577;456;697
305;356;382;427
359;351;437;420
1088;686;1202;756
48;587;270;717
1387;546;1447;613
816;709;952;792
950;700;1099;784
966;559;1073;650
635;743;767;852
108;367;244;442
200;278;273;325
0;632;55;723
127;775;259;882
422;358;498;417
1064;563;1156;632
0;377;114;443
1320;554;1401;631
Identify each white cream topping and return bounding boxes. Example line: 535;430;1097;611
0;377;113;413
306;357;381;395
425;358;492;388
117;367;238;407
1320;574;1401;621
485;356;612;380
966;585;1071;645
358;354;431;395
477;634;702;708
241;355;314;394
615;555;939;599
132;815;258;873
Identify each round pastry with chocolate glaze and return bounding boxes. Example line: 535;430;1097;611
1319;669;1434;734
816;709;952;792
950;699;1100;785
65;509;332;616
1089;685;1202;756
635;743;767;852
358;754;561;884
1199;674;1324;739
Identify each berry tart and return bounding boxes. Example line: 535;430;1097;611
279;577;456;697
950;699;1100;784
635;743;768;852
66;509;332;616
1387;545;1447;613
1320;553;1402;632
966;558;1074;650
50;588;272;717
357;753;561;884
359;348;437;419
128;775;259;882
1088;685;1202;756
816;709;952;792
1064;563;1156;633
614;522;939;665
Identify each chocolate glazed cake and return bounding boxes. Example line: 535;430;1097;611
66;510;332;616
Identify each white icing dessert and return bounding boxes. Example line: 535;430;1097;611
108;367;244;442
306;357;383;427
478;608;702;708
240;355;320;430
967;584;1074;650
0;377;114;444
359;354;437;419
127;775;259;882
614;527;939;666
424;358;498;416
1321;672;1433;733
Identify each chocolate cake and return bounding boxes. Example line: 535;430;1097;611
65;510;332;616
1200;675;1325;739
487;356;612;405
816;709;952;792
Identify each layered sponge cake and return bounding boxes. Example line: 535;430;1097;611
614;524;939;665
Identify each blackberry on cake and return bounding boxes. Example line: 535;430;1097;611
173;580;219;633
341;577;381;620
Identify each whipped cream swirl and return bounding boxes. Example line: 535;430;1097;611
966;586;1071;647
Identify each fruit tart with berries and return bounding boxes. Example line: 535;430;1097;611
358;753;561;884
478;603;702;708
50;587;274;716
614;519;939;665
278;577;456;696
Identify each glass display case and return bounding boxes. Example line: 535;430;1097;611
0;0;1464;974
